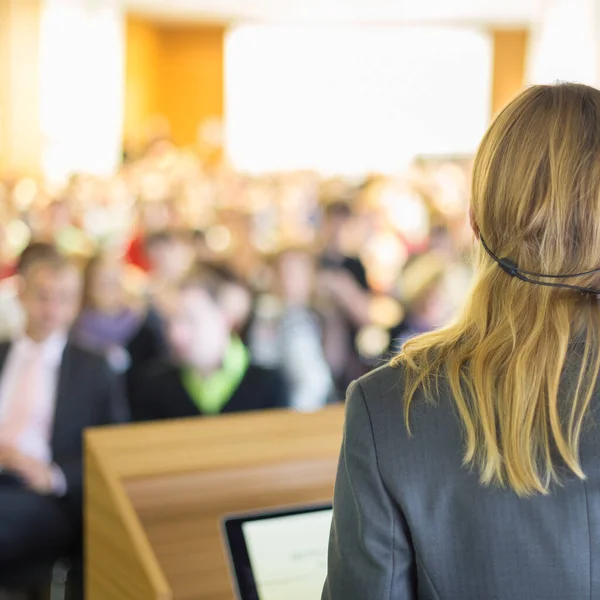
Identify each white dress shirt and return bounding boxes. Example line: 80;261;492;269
0;331;68;494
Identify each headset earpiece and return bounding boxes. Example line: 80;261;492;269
479;235;600;297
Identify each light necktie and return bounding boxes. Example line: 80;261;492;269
1;344;50;462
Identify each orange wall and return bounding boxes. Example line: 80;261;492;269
124;16;161;145
124;17;224;148
158;25;224;146
491;29;529;117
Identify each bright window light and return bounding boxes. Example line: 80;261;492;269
527;0;596;85
225;25;492;175
39;0;124;184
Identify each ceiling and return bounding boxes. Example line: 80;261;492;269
124;0;546;26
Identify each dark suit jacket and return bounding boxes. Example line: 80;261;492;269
130;361;288;421
126;307;168;371
0;341;125;514
324;357;600;600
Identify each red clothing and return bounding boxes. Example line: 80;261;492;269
125;234;150;272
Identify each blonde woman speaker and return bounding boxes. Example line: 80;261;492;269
323;83;600;600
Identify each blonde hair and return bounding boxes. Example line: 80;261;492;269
394;83;600;496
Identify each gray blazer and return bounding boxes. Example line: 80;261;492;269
323;360;600;600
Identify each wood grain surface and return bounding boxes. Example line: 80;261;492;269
86;405;345;599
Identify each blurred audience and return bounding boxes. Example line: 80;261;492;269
125;200;173;272
0;242;64;343
0;109;478;598
275;248;333;411
130;267;288;421
143;229;194;314
0;145;474;584
391;252;450;349
0;145;474;419
318;202;374;393
72;253;167;378
0;244;125;575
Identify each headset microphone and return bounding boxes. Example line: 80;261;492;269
479;235;600;297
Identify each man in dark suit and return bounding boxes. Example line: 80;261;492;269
0;244;124;575
131;266;287;421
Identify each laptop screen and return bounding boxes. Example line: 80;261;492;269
224;505;333;600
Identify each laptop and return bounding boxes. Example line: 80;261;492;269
222;503;333;600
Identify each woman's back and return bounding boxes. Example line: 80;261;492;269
324;83;600;598
324;354;600;599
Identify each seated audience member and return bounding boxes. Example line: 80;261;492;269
318;202;374;393
215;269;254;339
389;252;449;349
275;248;333;411
131;268;288;421
143;230;194;331
72;253;167;376
125;200;172;272
319;201;371;290
0;242;63;343
39;198;91;257
0;245;125;574
124;230;193;370
145;229;193;294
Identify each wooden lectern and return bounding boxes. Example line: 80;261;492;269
85;405;344;600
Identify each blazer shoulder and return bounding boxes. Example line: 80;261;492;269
356;361;406;403
357;359;450;406
351;361;420;444
355;360;459;453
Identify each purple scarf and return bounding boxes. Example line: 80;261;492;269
73;308;143;352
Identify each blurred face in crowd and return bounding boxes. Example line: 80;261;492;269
219;282;252;332
278;251;314;306
20;263;82;341
166;286;230;373
139;201;171;233
47;200;72;233
322;209;351;253
86;257;126;315
147;236;193;284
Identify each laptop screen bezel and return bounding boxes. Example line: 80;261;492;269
222;503;333;600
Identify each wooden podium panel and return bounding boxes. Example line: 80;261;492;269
86;406;344;600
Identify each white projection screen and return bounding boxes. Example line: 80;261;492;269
225;24;492;175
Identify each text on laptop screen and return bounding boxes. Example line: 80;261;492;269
241;508;333;600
